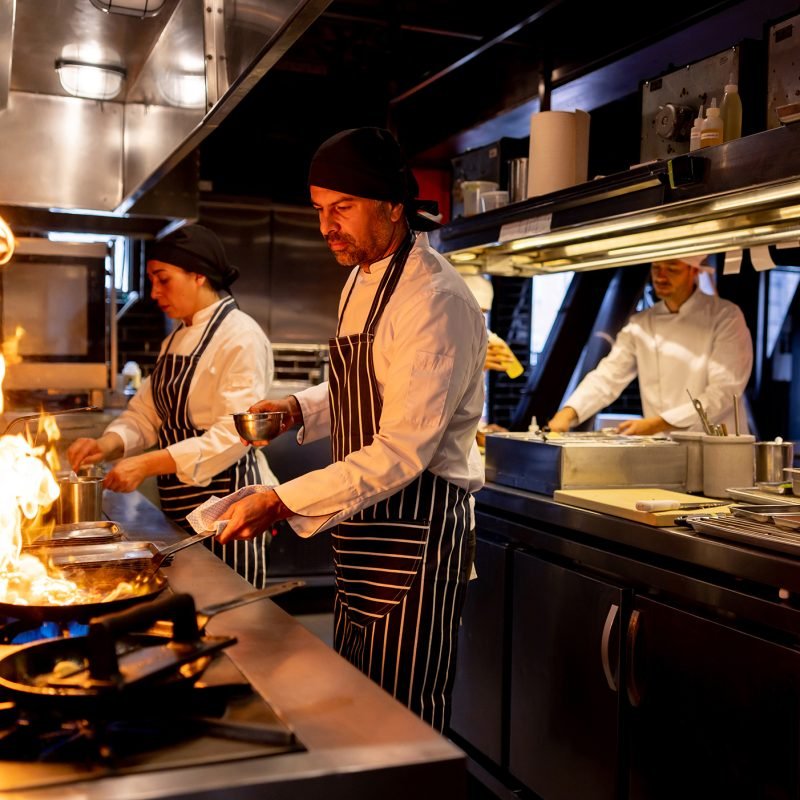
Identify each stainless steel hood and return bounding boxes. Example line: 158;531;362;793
0;0;330;229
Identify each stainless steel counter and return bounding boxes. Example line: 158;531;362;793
476;482;800;637
10;491;465;799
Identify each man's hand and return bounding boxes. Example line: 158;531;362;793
485;340;515;372
217;489;292;544
241;396;303;446
615;416;671;436
67;432;124;470
547;407;578;432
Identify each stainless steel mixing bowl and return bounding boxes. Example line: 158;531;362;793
232;411;285;443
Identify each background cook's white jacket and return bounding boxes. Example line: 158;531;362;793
276;235;487;538
565;289;753;432
105;299;278;487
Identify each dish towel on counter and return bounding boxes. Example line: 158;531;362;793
186;485;273;535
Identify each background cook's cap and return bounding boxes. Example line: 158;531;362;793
147;224;240;288
463;274;494;312
308;127;442;232
677;254;709;268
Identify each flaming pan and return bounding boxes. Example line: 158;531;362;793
0;532;216;624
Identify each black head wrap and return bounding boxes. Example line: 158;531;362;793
308;127;441;232
147;224;240;289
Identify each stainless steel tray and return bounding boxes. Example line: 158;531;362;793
26;520;124;548
687;515;800;557
725;487;800;505
730;504;800;523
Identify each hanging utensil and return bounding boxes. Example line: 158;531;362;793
1;406;100;436
733;394;740;436
687;389;712;435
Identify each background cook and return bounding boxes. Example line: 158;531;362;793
67;224;278;587
548;254;753;435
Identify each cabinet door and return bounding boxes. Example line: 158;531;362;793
628;596;800;800
449;533;510;766
509;550;625;800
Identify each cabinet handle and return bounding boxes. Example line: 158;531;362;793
600;602;619;692
626;608;642;707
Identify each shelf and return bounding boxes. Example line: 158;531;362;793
430;125;800;275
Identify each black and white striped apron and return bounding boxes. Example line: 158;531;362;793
329;234;471;732
151;296;270;588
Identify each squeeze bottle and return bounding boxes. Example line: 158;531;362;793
700;98;723;148
689;105;704;152
720;73;742;142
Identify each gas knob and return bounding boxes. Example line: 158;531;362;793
655;103;695;142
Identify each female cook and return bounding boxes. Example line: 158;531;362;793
67;224;277;587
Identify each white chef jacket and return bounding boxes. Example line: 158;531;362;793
276;234;487;538
565;288;753;432
106;298;278;487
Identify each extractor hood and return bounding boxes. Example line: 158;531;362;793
0;0;331;234
431;123;800;275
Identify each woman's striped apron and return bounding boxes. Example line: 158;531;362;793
151;296;270;588
329;234;471;732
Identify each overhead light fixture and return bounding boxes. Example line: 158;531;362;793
0;215;14;266
88;0;166;17
55;58;126;101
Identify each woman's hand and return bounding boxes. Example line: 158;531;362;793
102;455;151;493
485;340;515;372
67;432;124;470
217;489;292;544
547;407;578;432
67;437;104;470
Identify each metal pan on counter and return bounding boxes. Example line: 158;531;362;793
729;504;800;524
686;514;800;557
24;520;124;548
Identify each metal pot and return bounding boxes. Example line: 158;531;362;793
755;440;794;483
56;475;103;524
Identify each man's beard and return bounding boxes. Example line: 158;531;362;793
326;233;368;267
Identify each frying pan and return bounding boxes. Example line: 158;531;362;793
0;531;216;624
0;594;234;717
0;570;169;625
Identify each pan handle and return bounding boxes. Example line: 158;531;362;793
88;593;199;681
152;529;217;567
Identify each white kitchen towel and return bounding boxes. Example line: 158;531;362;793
186;485;273;534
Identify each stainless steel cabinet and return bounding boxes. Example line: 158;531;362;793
450;533;512;767
509;549;627;800
628;596;800;800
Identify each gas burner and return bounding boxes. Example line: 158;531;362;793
0;682;277;763
0;618;90;645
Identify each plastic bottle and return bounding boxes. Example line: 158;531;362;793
700;98;723;148
689;104;704;152
720;73;742;142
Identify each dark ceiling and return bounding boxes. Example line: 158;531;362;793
197;0;781;204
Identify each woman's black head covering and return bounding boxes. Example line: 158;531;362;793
147;224;240;289
307;127;441;232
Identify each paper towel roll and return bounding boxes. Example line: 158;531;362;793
527;110;590;197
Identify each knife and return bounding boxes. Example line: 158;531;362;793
635;500;728;512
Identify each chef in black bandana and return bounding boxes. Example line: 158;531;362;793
215;127;488;731
68;224;278;587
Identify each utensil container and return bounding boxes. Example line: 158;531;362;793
56;476;103;524
509;157;529;203
754;440;794;483
702;434;755;498
461;180;499;217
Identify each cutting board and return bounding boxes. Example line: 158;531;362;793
554;487;732;527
